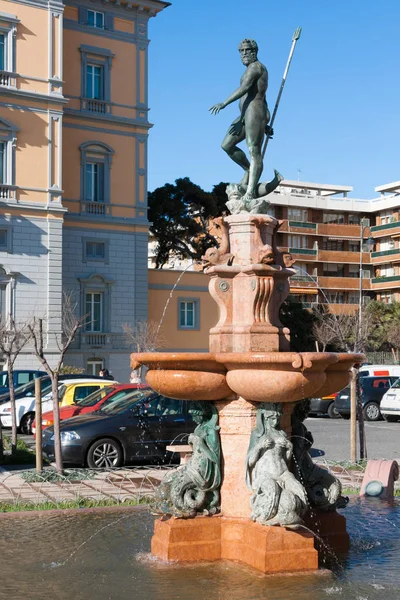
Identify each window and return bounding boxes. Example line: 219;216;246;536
0;228;7;250
322;239;344;251
86;163;104;202
80;45;114;113
326;292;345;304
85;292;103;332
380;237;395;251
380;264;395;278
288;235;308;249
0;33;4;71
0;118;18;198
323;263;344;277
380;292;393;304
74;385;100;401
178;298;200;330
84;240;106;262
322;213;344;224
349;241;360;252
86;64;103;100
87;358;104;375
288;208;308;222
87;10;104;29
348;214;360;225
80;142;114;214
16;372;31;386
380;210;393;225
348;293;358;304
349;264;360;277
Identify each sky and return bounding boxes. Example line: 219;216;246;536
147;0;400;199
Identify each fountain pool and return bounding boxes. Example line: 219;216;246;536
1;499;400;600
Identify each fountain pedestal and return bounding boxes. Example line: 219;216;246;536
133;212;361;574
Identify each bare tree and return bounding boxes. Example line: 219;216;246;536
123;320;166;383
0;315;32;455
387;323;400;363
28;292;83;473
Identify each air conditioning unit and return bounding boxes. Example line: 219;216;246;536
361;217;370;227
361;270;371;279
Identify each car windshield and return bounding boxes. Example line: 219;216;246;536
390;378;400;389
76;386;115;407
98;389;156;415
0;376;50;402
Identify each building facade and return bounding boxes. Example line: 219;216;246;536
0;0;168;379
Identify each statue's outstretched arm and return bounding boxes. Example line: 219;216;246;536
209;64;259;115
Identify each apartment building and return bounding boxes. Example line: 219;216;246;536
269;180;400;312
0;0;168;379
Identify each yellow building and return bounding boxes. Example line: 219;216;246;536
0;0;169;379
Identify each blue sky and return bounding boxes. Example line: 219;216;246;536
147;0;400;199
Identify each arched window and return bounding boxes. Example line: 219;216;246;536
80;141;114;216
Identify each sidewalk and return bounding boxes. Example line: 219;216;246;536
0;466;170;505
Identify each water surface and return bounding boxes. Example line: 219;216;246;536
1;498;399;600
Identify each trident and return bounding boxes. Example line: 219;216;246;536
261;26;302;159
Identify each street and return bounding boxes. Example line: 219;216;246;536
16;417;400;468
306;416;400;462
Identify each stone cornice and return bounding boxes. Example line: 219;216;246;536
65;0;170;19
10;0;64;12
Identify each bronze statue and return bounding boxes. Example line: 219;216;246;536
210;39;282;210
246;402;308;526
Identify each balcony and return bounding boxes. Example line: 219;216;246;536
81;98;111;114
81;201;110;216
371;221;400;237
289;274;318;289
289;247;317;258
318;276;371;290
318;249;370;264
0;70;16;87
316;223;362;237
371;247;400;264
371;275;400;288
81;333;108;347
0;184;16;200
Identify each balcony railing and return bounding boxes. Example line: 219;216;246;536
0;184;15;200
82;98;111;114
81;201;110;216
372;275;400;284
289;247;317;256
82;333;107;347
0;71;16;87
288;221;317;229
371;248;400;258
371;221;400;232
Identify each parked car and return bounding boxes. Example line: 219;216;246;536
379;378;400;422
309;393;340;419
0;377;117;434
0;373;112;406
42;390;196;467
359;365;400;378
33;384;148;433
0;370;46;395
334;376;398;421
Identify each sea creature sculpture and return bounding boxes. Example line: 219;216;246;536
154;402;221;518
291;400;348;511
202;216;234;268
246;402;308;526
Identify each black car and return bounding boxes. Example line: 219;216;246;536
334;376;398;421
42;389;196;468
309;393;340;419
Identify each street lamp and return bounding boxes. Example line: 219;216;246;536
358;218;375;349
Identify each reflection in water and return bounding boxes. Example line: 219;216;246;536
1;499;400;600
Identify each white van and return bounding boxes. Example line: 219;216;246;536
359;365;400;378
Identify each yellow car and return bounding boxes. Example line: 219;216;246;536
59;380;116;407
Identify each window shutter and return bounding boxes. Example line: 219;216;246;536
104;14;114;31
78;7;88;25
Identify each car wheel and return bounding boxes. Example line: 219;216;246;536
327;402;341;419
363;402;381;422
87;438;123;468
20;412;34;435
383;414;399;423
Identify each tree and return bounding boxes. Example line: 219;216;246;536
148;177;228;268
279;299;317;352
123;319;166;383
0;316;32;455
28;292;84;472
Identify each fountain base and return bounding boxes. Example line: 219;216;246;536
152;515;319;574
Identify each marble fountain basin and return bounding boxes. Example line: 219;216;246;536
130;351;364;403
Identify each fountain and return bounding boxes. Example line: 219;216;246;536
131;35;363;574
131;207;363;573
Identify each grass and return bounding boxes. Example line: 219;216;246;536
0;436;37;466
0;496;153;513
